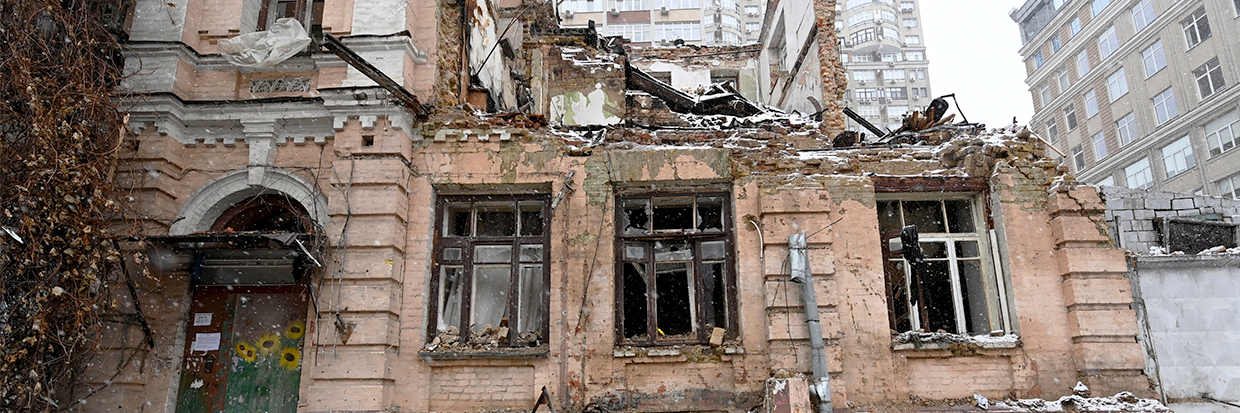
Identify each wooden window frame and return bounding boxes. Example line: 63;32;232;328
426;194;552;348
614;190;738;346
257;0;324;31
873;177;1012;336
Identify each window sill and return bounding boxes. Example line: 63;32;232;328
613;343;744;361
891;332;1021;353
418;346;549;362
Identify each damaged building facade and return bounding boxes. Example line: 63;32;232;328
90;0;1156;411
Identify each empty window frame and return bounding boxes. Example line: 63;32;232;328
1125;158;1154;189
878;194;1009;335
1181;7;1211;47
430;195;551;346
1161;136;1196;178
1193;57;1225;100
1142;40;1166;77
255;0;324;31
616;192;735;345
1152;87;1178;125
1204;111;1240;156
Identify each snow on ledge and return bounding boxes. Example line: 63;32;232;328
891;331;1021;351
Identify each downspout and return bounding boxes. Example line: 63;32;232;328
788;232;833;413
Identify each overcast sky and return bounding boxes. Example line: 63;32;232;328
919;0;1035;128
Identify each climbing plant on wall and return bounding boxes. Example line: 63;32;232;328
0;0;128;410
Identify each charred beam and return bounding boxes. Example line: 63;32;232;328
321;33;429;119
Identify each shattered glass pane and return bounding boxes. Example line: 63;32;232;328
517;264;546;338
625;244;646;260
623;263;649;339
655;262;695;336
470;265;511;334
622;199;651;235
474;245;513;263
697;197;724;232
654;241;693;262
878;201;902;233
705;261;727;329
958;260;991;334
653;197;694;232
955;241;980;258
438;266;464;331
921;260;956;333
443;248;462;261
904;201;947;233
519;202;544;236
476;202;516;237
889;259;912;332
702;240;727;260
945;200;976;233
519;245;543;262
920;241;948;259
445;203;471;236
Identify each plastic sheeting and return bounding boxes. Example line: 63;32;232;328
218;18;312;69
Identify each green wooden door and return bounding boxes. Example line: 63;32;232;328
175;286;309;412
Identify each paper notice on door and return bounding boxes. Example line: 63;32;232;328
192;333;221;352
193;313;213;326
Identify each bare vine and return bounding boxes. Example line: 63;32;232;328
0;0;128;410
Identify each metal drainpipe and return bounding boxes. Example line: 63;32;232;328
789;232;833;413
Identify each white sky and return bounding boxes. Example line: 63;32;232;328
919;0;1035;128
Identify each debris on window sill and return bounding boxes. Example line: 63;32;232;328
891;331;1020;352
612;342;744;361
419;326;547;359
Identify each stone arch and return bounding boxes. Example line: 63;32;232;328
169;168;329;235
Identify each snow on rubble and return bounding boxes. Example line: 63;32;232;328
995;392;1170;412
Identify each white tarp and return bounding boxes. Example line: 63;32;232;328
218;18;312;69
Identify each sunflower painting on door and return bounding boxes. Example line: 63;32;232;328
176;287;309;412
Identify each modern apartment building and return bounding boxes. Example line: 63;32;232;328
1013;0;1240;198
837;0;934;132
558;0;765;45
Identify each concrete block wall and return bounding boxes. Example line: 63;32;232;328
1099;186;1240;254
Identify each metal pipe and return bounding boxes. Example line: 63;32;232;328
789;232;833;413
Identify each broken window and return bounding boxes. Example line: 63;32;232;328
617;192;734;345
878;193;1010;336
430;195;550;347
254;0;324;32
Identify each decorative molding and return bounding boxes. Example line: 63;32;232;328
249;77;313;93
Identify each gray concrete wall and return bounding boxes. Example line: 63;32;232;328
1130;256;1240;402
1099;186;1240;254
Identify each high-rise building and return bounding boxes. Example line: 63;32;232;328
836;0;934;133
1013;0;1240;197
558;0;765;45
